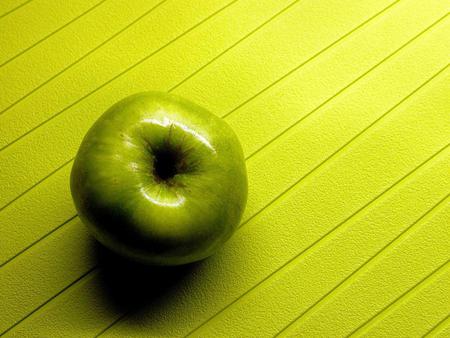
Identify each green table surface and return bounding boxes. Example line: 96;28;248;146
1;0;449;337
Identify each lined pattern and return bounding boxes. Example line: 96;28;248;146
0;0;449;336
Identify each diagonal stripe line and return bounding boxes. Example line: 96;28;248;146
168;0;303;92
0;0;33;20
0;0;168;116
0;0;402;209
94;311;132;338
3;60;448;336
0;0;239;153
423;313;450;337
0;0;109;69
245;12;450;161
186;144;450;337
221;0;405;119
0;267;97;336
0;214;77;268
275;194;450;337
348;260;450;337
0;157;74;213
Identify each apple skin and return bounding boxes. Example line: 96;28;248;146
70;92;247;265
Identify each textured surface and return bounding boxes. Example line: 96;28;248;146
0;0;449;337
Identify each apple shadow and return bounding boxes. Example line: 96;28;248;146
92;239;202;315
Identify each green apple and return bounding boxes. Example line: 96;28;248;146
70;92;247;265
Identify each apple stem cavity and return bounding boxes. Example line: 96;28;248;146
150;128;195;185
153;146;183;182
